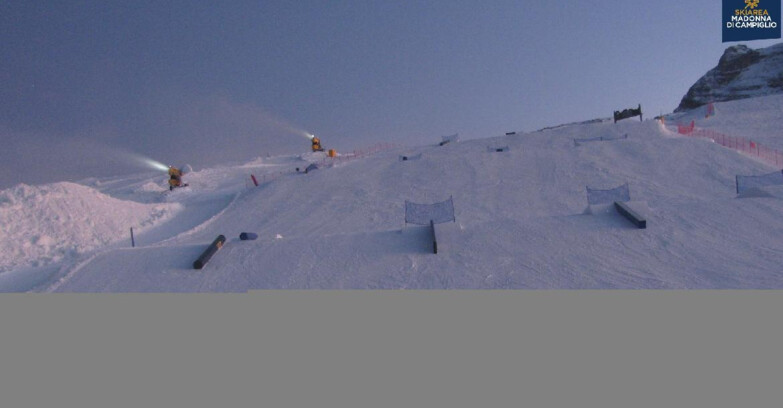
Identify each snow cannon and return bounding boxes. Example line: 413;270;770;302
168;166;183;190
167;165;190;190
328;149;337;158
311;135;324;152
193;235;226;269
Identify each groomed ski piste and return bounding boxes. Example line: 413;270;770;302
2;94;783;292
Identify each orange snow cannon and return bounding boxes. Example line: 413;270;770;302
311;136;324;152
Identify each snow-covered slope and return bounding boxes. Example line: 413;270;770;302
676;43;783;112
667;93;783;150
0;182;182;273
2;95;783;292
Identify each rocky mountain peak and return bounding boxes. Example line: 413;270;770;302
675;43;783;112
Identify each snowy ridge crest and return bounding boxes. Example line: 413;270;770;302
676;42;783;112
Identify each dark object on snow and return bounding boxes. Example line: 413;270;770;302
305;163;319;173
169;183;189;191
614;201;646;229
399;153;422;162
613;104;642;123
239;232;258;241
505;132;516;135
430;220;438;254
193;235;226;269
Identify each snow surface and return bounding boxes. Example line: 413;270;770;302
2;96;783;291
0;182;181;273
667;93;783;150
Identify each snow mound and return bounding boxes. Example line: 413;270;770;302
135;181;168;193
298;151;328;162
0;182;182;272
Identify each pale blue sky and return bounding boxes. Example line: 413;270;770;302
1;1;781;187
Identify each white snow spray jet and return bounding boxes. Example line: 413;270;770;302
140;157;171;172
274;120;313;141
125;152;192;174
249;107;313;140
70;141;176;174
117;150;174;173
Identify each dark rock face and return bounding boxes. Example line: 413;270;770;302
714;45;762;85
675;43;783;112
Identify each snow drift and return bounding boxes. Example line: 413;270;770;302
0;182;182;273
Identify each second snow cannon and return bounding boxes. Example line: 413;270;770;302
168;166;186;191
310;135;324;152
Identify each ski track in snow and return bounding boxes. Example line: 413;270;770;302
2;96;783;291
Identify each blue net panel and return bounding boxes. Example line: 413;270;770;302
442;133;460;144
586;183;630;205
736;171;783;194
574;136;603;146
574;134;628;146
405;197;456;225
